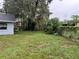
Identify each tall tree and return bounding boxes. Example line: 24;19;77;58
4;0;53;30
71;15;79;25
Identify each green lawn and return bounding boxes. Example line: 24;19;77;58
0;31;79;59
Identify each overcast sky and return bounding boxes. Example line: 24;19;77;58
49;0;79;21
0;0;3;9
0;0;79;21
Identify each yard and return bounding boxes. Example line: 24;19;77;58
0;31;79;59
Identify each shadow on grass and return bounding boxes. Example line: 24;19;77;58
14;31;45;35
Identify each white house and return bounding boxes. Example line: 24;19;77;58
0;13;15;35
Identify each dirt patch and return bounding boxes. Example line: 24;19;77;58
61;40;74;48
0;41;6;51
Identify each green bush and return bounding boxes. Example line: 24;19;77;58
62;28;79;42
45;18;60;35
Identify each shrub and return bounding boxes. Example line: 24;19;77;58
62;27;79;42
45;18;60;35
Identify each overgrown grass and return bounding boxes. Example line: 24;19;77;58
62;30;79;42
0;31;79;59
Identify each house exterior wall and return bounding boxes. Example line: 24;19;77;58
0;23;14;35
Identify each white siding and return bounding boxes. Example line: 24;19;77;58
0;23;14;35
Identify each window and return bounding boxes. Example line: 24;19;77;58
0;23;7;29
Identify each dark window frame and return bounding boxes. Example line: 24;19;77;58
0;23;7;30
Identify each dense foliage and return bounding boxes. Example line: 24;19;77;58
45;17;61;34
4;0;52;31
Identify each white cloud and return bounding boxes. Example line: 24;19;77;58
49;0;79;21
0;0;4;9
